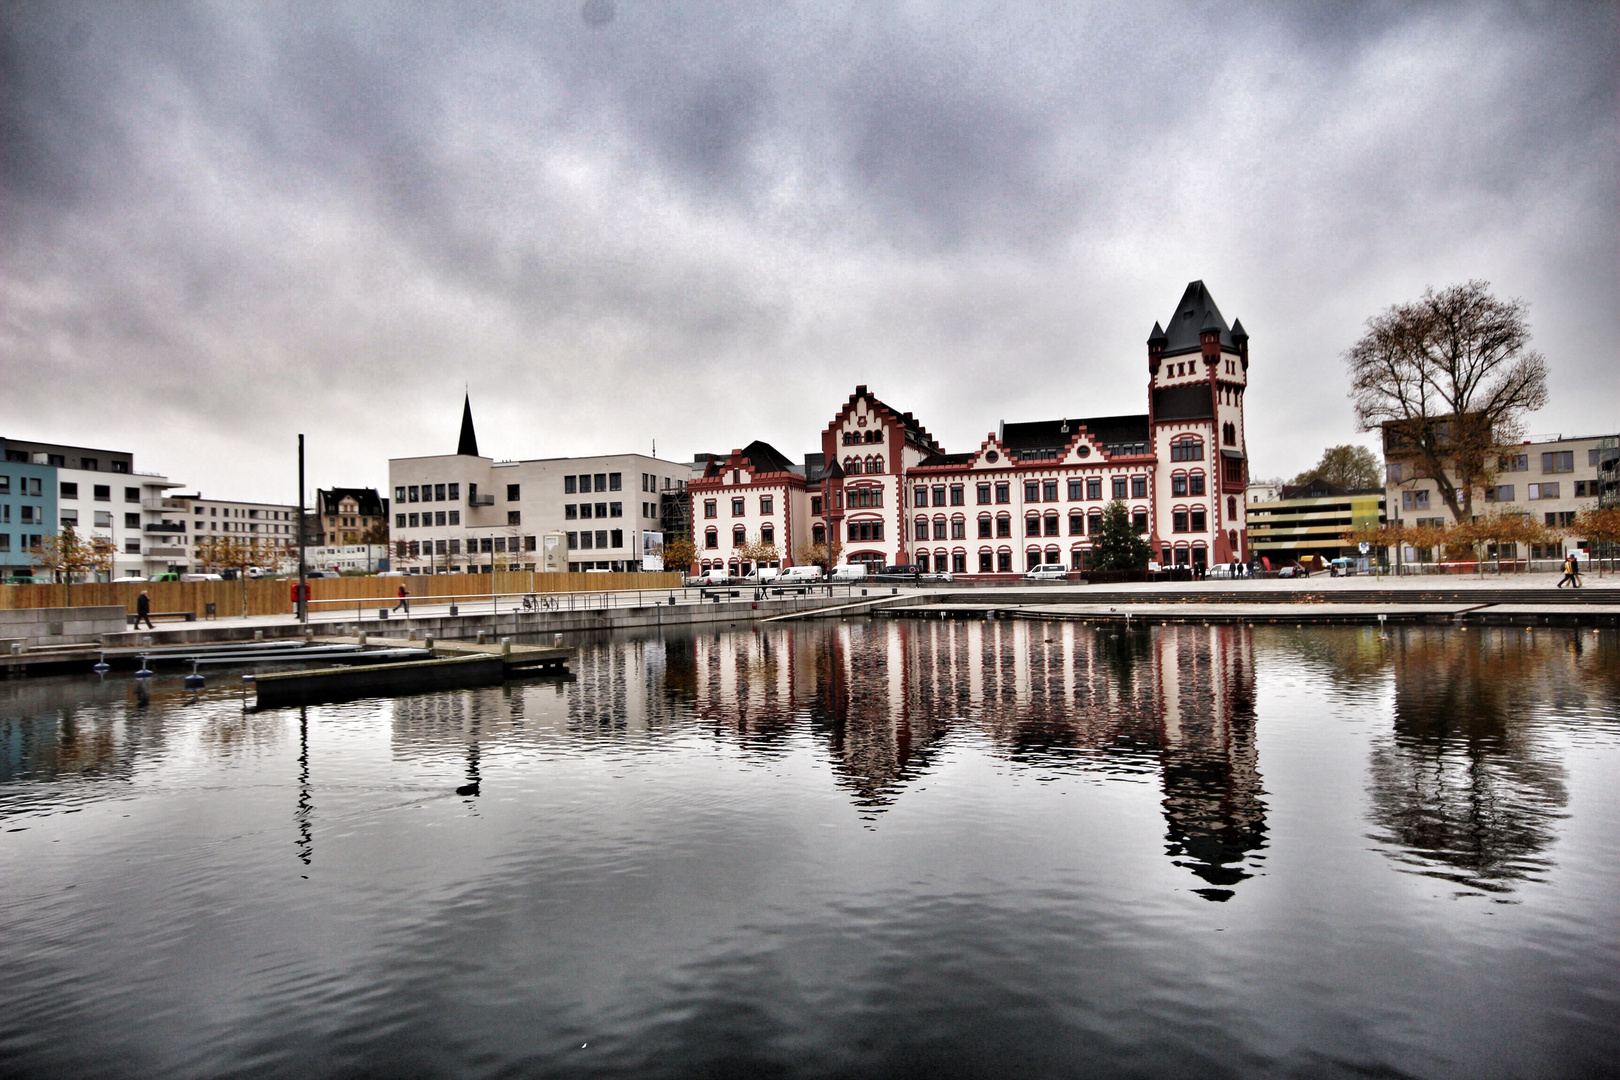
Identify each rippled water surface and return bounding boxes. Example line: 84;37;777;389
2;622;1618;1079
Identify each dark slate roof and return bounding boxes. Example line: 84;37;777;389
457;394;480;456
995;414;1151;453
1075;413;1150;446
1159;280;1235;356
318;487;387;516
1152;384;1215;422
738;440;796;474
917;452;978;467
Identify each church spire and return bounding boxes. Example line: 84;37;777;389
457;393;480;457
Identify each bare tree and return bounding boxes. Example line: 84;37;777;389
29;524;116;604
1347;281;1548;522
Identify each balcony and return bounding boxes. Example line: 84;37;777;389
146;545;186;557
144;522;186;534
468;494;495;507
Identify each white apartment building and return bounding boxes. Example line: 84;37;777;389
1384;432;1618;558
2;437;182;579
387;398;688;574
164;493;301;571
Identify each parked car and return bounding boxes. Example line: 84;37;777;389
741;567;781;584
695;568;732;586
918;571;954;583
181;573;224;582
874;564;920;582
1328;557;1356;576
776;565;824;583
148;573;182;582
830;564;869;582
1024;563;1070;581
1276;564;1308;578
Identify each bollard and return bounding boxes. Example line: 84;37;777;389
9;642;21;656
553;633;562;646
255;630;264;640
449;604;458;617
358;631;367;646
476;630;487;644
501;638;512;658
408;629;418;641
424;635;434;650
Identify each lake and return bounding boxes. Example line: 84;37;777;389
2;621;1617;1079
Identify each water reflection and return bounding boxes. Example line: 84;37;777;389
1364;627;1610;894
679;619;1267;898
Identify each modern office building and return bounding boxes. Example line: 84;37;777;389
386;397;690;573
1;437;182;579
1246;479;1385;566
1384;430;1617;558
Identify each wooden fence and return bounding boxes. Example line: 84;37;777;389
0;572;684;617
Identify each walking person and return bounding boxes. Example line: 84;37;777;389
393;584;410;613
1557;553;1581;589
135;590;155;630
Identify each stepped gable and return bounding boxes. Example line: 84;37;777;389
1159;280;1235;357
837;385;943;454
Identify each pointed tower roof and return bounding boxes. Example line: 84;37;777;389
457;394;480;457
1148;321;1168;346
1160;280;1235;356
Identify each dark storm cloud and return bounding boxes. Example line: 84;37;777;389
1;1;1614;498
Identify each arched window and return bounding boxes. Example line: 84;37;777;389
1088;510;1103;535
1223;422;1237;446
978;514;993;539
704;528;718;549
933;516;947;540
1026;548;1043;571
916;516;929;541
1189;471;1206;496
733;526;747;547
761;524;774;546
1044;511;1059;536
917;552;930;572
950;516;966;540
996;513;1012;539
812;523;826;545
1172;472;1189;497
1069;512;1084;535
1025;513;1041;537
871;455;884;473
1170;437;1204;462
1227;496;1237;519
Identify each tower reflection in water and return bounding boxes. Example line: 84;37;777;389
679;619;1266;901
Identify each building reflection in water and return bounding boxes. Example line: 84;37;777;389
683;618;1267;900
1364;627;1598;895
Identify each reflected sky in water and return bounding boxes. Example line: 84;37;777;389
1;623;1617;1079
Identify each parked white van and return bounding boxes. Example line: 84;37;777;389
830;564;868;582
1023;563;1069;581
695;568;732;586
741;567;781;584
776;565;824;583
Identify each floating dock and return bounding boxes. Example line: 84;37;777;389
251;640;572;708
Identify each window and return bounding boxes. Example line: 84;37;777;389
916;517;929;541
978;516;992;539
704;499;717;518
1173;509;1189;533
871;456;884;473
977;483;992;505
811;495;823;515
1223;422;1237;446
998;551;1013;573
916;552;930;572
1088;511;1102;535
950;485;964;505
609;502;622;517
126;487;140;502
915;487;929;508
1027;550;1043;572
60;482;77;499
593;474;607;492
1189;473;1205;496
980;551;994;572
1172;475;1188;497
1401;490;1430;510
759;496;773;515
596;530;610;548
1224;457;1244;484
1132;510;1148;533
448;510;460;525
996;515;1011;538
59;508;78;525
508;510;521;526
1528;483;1560;500
1112;478;1127;499
1542;451;1573;474
761;524;774;545
1026;513;1041;537
1084;478;1100;501
565;504;578;520
1228;497;1237;519
408;513;420;528
934;518;948;540
1043;480;1058;502
1131;476;1147;499
846;520;884;542
127;513;143;528
595;502;607;518
995;482;1010;504
578;504;593;520
1574;480;1595;497
925;485;941;506
609;473;622;491
705;528;718;549
731;497;745;516
1069;512;1084;535
1485;485;1515;502
434;511;446;526
610;529;623;547
1499;454;1528;472
1044;512;1059;536
94;485;110;501
734;526;747;547
951;518;965;540
1545;511;1576;528
1190;508;1206;532
1068;479;1083;500
449;539;462;554
1025;481;1040;502
565;476;577;494
1170;439;1203;461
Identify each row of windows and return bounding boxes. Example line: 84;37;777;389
568;529;625;551
195;505;289;519
1;451;130;473
0;533;47;553
842;429;885;445
911;477;1152;507
1485;481;1602;502
565;502;623;520
842;455;884;474
399;511;462;528
0;477;49;497
399;483;460;503
704;496;775;518
912;508;1162;539
565;473;622;494
702;524;778;549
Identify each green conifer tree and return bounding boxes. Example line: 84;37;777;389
1092;500;1151;572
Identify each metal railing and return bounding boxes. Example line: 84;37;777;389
305;582;876;623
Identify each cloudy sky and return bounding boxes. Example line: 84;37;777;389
3;1;1615;503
